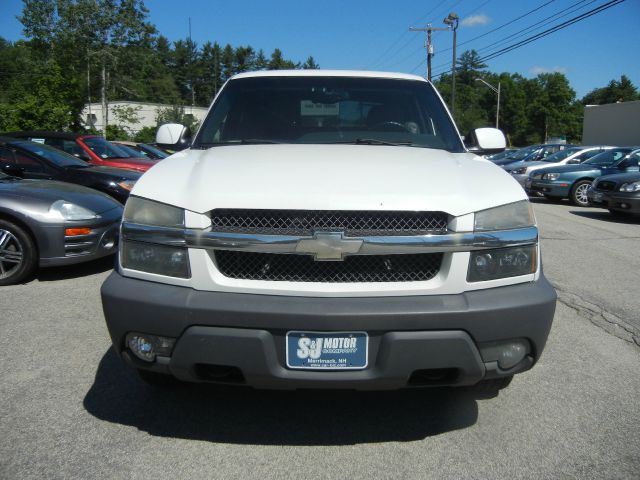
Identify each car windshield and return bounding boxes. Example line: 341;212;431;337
506;146;539;160
140;144;169;158
193;76;465;152
82;136;131;159
117;144;147;158
583;148;632;166
14;141;89;168
542;148;581;162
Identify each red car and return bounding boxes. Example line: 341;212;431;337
2;131;157;172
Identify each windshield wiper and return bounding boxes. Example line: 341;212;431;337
335;138;414;147
65;164;91;169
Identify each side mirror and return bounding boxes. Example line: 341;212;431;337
466;127;507;155
156;123;191;150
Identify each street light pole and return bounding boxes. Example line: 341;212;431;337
443;13;459;118
475;78;501;128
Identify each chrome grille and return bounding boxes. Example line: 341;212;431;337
209;209;449;237
213;251;443;283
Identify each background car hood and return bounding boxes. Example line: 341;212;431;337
80;165;142;180
504;159;549;171
0;178;121;214
596;171;640;183
536;164;600;175
132;145;526;217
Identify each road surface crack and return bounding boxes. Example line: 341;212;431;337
552;283;640;347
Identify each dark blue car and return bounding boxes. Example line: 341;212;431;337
526;147;640;206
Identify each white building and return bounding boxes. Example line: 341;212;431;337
81;101;209;134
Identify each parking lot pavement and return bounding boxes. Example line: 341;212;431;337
1;203;639;479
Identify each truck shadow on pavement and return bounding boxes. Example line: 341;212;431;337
35;255;115;282
569;210;640;224
84;348;485;445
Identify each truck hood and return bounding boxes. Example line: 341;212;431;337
132;145;527;217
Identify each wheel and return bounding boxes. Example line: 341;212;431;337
0;219;38;286
474;375;513;393
570;180;592;207
136;368;178;387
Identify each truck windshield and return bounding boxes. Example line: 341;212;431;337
193;76;464;152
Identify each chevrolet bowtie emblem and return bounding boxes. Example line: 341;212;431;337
295;232;363;261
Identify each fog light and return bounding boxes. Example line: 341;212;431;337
125;332;176;362
479;339;530;370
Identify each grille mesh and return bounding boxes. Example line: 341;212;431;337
214;251;443;283
209;209;449;236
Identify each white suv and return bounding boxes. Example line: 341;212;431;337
101;70;556;391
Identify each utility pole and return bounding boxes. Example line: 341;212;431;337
189;17;195;114
409;24;449;81
443;12;459;118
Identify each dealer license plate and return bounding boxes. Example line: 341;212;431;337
286;331;368;370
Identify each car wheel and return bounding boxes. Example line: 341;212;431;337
0;219;38;286
570;180;592;207
136;368;179;387
474;375;513;392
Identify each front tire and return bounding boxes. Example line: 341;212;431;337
570;180;592;207
0;219;38;286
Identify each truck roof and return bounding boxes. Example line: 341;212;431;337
231;69;428;82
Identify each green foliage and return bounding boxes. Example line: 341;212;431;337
133;125;156;143
434;49;600;145
582;75;639;105
105;124;130;140
156;105;201;133
2;0;315;134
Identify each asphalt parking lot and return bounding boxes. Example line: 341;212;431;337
1;201;639;480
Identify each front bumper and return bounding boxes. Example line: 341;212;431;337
39;207;121;267
587;187;640;213
525;179;571;198
101;272;557;390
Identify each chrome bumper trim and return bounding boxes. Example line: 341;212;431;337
122;222;538;256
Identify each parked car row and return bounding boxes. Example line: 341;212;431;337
0;130;175;285
491;143;640;216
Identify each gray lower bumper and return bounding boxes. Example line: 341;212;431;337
101;273;556;389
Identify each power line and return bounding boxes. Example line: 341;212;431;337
429;0;596;74
410;0;557;74
430;0;625;80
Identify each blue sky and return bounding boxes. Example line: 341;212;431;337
1;0;638;98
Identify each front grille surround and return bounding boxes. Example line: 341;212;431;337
213;251;444;283
209;209;449;237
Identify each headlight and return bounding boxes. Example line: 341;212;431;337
49;200;98;221
121;240;190;278
511;167;527;175
468;245;537;282
542;173;560;181
474;200;535;231
123;196;184;227
117;180;136;191
620;181;640;192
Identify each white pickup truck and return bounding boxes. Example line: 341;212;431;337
101;70;556;391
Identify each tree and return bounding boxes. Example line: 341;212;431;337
302;56;320;69
582;75;639;105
